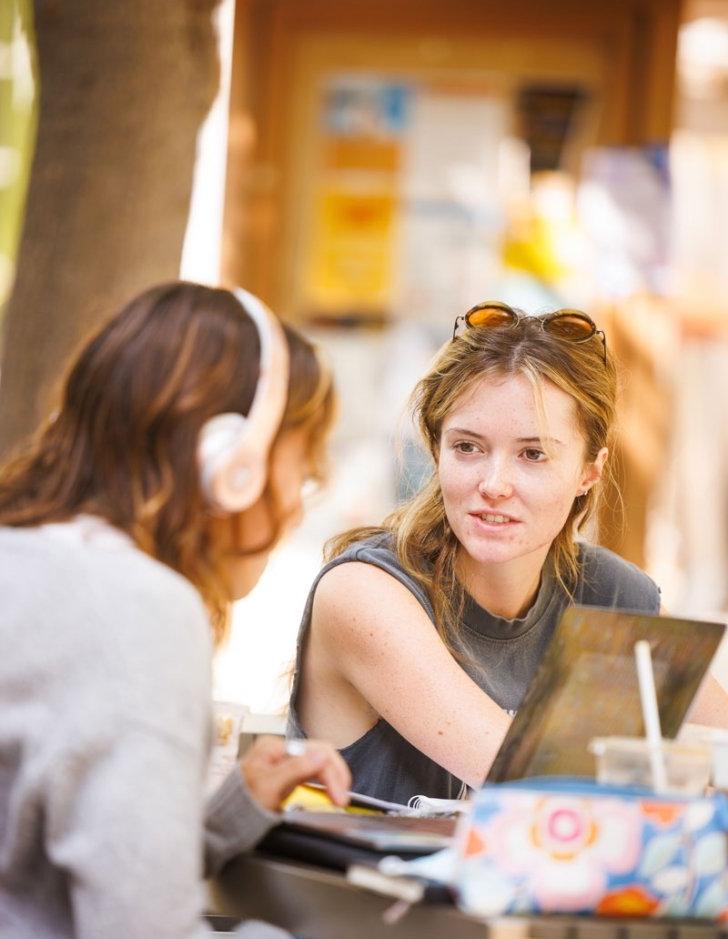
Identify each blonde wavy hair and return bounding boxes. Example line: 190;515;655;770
0;281;335;646
327;309;617;664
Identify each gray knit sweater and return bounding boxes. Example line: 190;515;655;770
0;519;285;939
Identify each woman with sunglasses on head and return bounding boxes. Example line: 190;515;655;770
0;282;350;938
289;303;728;805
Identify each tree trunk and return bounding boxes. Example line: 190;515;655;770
0;0;221;457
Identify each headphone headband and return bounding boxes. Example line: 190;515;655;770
197;288;290;513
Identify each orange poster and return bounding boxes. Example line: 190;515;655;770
306;188;397;315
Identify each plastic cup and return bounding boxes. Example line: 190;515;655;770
207;700;249;795
680;723;728;790
589;736;712;795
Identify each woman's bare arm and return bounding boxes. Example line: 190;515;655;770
659;607;728;729
687;673;728;728
300;561;512;788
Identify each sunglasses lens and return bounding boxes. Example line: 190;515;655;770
466;306;516;329
545;313;595;340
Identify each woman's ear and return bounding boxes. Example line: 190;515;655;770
579;446;608;493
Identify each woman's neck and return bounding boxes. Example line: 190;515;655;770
456;546;550;620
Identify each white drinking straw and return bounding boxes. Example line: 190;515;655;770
634;640;668;792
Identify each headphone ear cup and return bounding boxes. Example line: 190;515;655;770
197;288;289;515
198;412;267;513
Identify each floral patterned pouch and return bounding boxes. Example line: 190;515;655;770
456;778;728;920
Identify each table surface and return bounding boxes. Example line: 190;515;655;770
209;852;728;939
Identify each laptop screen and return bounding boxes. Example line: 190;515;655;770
486;606;726;781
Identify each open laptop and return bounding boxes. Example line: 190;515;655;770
486;606;726;782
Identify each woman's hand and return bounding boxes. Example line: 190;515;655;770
240;735;351;813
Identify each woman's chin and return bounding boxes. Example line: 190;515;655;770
227;552;270;601
457;529;521;564
465;547;516;567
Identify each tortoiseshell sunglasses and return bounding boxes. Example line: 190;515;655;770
452;300;607;366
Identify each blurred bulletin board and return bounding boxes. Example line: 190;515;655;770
396;84;512;324
301;74;513;327
578;145;671;299
303;77;409;325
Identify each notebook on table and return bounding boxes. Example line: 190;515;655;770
268;811;455;853
256;811;456;882
486;605;726;782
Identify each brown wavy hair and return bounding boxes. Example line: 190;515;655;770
326;309;616;665
0;281;335;645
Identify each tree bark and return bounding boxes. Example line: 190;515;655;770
0;0;221;457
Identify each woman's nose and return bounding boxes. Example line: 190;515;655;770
477;462;514;500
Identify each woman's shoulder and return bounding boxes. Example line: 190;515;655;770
330;530;397;565
575;542;661;614
318;531;435;620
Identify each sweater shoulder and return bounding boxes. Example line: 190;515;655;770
0;526;212;741
0;524;207;625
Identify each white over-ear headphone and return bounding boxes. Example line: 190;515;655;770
197;287;290;513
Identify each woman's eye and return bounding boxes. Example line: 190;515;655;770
454;441;478;454
522;447;546;462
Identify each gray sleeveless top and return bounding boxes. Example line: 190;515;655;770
287;536;660;804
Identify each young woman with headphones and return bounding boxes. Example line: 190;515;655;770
0;282;350;938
